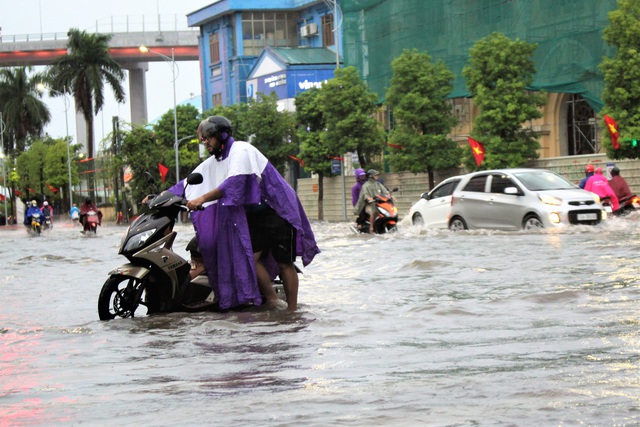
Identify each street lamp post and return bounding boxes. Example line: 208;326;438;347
38;84;72;213
140;45;179;183
0;112;7;225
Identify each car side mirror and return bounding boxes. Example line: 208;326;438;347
421;192;429;200
504;187;520;195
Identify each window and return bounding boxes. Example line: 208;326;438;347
431;180;461;198
490;174;517;194
242;11;299;56
462;175;487;192
209;33;220;63
212;93;222;107
322;14;334;46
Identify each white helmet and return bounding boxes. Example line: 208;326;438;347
43;201;48;206
31;200;37;206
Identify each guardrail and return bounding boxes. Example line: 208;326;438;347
0;14;197;44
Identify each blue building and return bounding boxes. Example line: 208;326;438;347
187;0;342;111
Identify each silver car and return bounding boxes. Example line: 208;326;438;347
448;168;605;231
408;175;464;228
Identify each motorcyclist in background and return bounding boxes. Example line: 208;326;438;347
79;197;103;228
41;201;53;228
579;164;594;189
585;167;619;211
24;200;42;227
608;166;633;206
354;169;391;233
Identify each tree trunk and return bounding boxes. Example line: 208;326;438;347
86;114;96;200
427;166;435;191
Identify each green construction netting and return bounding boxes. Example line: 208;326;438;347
342;0;618;111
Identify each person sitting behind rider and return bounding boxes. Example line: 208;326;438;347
579;164;594;189
79;197;103;227
24;200;42;226
354;169;391;233
608;166;633;204
585;167;620;211
41;201;53;227
351;168;368;230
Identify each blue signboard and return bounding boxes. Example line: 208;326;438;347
256;69;335;99
331;159;342;175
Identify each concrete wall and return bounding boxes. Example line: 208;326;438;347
297;154;640;222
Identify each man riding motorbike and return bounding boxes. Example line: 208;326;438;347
24;200;42;229
79;197;103;228
353;169;392;234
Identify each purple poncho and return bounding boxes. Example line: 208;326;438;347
170;138;319;310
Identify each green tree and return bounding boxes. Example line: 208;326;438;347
385;49;462;189
244;92;297;173
0;67;51;156
0;67;51;220
463;32;546;170
16;139;48;200
600;0;640;158
319;66;385;168
152;104;202;182
43;138;79;211
120;125;166;203
295;87;332;220
47;28;125;161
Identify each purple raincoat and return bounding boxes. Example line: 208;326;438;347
170;138;319;310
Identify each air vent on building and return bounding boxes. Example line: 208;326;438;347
301;23;318;38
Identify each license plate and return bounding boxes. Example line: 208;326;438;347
578;213;598;220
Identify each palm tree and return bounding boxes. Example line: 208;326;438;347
47;28;125;160
0;67;51;222
0;67;51;156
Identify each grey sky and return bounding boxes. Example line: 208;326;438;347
1;0;208;147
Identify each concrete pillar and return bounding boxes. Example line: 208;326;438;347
75;108;87;155
127;62;149;126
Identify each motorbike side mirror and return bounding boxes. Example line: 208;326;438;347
391;187;399;193
144;171;155;184
187;173;204;185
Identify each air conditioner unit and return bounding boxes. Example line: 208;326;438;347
307;23;318;35
301;23;318;38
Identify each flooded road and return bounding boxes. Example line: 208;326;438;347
1;217;639;426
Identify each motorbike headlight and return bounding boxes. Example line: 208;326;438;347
539;194;562;206
377;206;392;216
123;228;156;252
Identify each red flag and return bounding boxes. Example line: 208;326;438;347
387;142;405;149
158;163;169;183
15;190;22;197
46;183;59;193
468;137;486;166
604;115;620;149
288;155;305;167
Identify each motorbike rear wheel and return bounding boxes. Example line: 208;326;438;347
98;275;149;320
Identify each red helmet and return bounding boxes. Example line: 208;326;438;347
585;164;595;173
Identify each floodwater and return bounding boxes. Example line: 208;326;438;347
1;216;640;426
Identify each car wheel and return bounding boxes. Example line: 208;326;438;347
449;216;468;231
523;214;543;230
412;212;424;226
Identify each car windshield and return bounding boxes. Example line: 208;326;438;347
512;171;576;191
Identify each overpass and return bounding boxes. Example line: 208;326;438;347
0;14;200;151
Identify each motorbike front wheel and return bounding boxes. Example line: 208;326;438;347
98;275;149;320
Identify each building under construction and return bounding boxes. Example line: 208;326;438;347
341;0;618;159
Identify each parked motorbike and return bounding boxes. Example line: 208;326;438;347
97;172;286;321
83;211;100;234
354;188;399;234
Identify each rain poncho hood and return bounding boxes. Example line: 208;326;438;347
170;138;319;310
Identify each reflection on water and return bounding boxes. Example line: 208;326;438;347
1;217;640;425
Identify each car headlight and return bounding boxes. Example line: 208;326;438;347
593;194;601;203
123;228;156;252
539;194;562;206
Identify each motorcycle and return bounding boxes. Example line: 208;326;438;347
601;195;640;217
42;212;52;230
353;188;399;234
83;211;100;234
97;172;286;321
28;212;42;235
